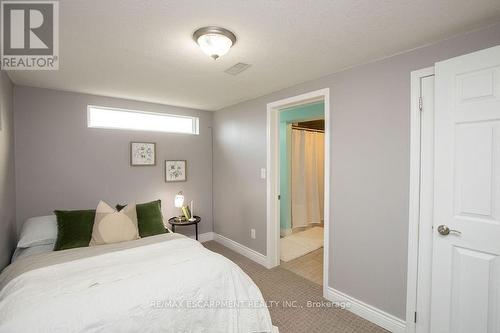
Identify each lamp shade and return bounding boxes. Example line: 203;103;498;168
193;27;236;60
196;34;233;59
174;192;184;208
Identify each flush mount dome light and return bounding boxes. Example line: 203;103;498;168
193;26;236;60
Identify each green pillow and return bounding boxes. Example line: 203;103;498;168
116;200;167;237
54;209;96;251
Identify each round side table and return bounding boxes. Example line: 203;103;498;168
168;216;201;240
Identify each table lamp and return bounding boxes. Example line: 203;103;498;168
174;191;185;221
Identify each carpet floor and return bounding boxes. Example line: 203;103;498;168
280;247;324;285
203;241;388;333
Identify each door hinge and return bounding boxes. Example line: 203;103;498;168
418;97;423;111
414;311;417;323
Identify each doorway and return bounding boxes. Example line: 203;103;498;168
278;105;325;284
266;88;330;296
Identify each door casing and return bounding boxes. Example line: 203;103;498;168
266;88;330;297
406;66;435;333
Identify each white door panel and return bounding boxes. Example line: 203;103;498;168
431;45;500;333
455;123;497;219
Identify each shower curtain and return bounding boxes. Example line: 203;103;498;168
291;128;324;229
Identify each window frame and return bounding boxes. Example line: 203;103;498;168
87;105;199;135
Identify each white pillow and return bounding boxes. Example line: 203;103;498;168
12;243;54;262
17;215;57;248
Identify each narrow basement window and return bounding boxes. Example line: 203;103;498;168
87;105;199;135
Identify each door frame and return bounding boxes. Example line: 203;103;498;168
406;66;435;333
266;88;330;295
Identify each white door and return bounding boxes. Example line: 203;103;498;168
431;45;500;333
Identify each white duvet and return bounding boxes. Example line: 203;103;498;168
0;234;274;333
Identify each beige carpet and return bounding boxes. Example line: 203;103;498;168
281;247;324;285
204;241;388;333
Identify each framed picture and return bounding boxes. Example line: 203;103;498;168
130;142;156;166
165;160;187;182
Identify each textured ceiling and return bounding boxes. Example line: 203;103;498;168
6;0;500;110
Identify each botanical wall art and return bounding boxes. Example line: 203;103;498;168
165;160;187;182
130;142;156;166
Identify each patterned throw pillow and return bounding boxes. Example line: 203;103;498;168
90;201;140;246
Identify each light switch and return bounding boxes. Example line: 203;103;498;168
260;168;266;179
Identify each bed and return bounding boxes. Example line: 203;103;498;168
0;232;277;332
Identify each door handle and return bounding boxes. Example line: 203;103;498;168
437;225;461;236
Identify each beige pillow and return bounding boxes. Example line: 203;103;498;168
90;201;140;246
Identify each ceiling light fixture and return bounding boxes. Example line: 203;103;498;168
193;26;236;60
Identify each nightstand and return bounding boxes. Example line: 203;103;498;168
168;216;201;240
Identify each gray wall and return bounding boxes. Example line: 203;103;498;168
14;87;213;237
213;22;500;320
0;71;16;269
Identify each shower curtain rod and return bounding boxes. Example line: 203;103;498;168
291;126;325;133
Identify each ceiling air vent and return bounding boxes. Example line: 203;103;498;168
224;62;251;75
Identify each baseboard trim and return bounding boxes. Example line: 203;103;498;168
325;287;406;333
213;233;268;267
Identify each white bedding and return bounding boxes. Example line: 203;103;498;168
0;234;275;333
